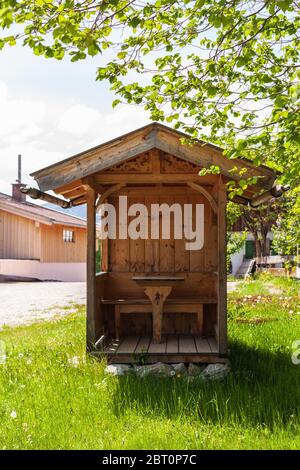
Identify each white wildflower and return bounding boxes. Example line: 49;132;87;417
10;411;17;419
68;356;80;367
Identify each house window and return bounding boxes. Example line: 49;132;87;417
63;229;75;243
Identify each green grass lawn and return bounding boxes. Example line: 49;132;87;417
1;275;300;450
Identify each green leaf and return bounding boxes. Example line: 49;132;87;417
33;44;44;56
129;17;140;28
117;51;127;59
53;48;65;60
112;99;121;108
206;85;218;97
276;0;293;12
88;42;100;56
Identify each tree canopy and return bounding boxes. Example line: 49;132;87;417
0;0;299;186
272;187;300;255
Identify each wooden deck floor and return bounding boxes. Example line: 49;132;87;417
101;335;225;364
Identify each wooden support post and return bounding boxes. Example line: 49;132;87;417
216;176;227;355
86;186;97;351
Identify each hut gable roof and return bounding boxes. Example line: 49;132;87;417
30;122;278;204
31;123;276;191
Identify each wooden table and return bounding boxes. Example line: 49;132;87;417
132;276;185;343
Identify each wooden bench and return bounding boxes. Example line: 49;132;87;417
100;298;217;340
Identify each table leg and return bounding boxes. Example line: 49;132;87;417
144;286;172;343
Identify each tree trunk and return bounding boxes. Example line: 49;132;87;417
261;234;269;258
255;239;261;258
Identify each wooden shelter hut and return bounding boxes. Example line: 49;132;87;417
29;123;281;363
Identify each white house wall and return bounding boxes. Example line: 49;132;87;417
0;259;86;282
231;247;245;276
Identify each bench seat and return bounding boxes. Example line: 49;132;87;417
100;297;217;339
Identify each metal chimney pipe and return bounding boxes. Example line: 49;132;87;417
17;154;22;183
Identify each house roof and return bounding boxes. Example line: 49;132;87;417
30;122;278;205
0;192;87;228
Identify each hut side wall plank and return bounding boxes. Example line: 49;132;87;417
103;190;216;277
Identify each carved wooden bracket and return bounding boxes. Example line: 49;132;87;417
96;183;126;210
187;182;218;214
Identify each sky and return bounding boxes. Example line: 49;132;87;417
0;43;149;196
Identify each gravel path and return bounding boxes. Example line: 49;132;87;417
0;280;240;329
0;282;86;328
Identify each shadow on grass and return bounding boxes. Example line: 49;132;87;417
110;341;300;428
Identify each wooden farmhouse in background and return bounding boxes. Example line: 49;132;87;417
30;123;280;363
0;184;89;282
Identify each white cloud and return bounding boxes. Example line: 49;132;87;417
58;104;102;136
0;81;8;103
58;102;147;144
0;78;148;196
0;88;45;146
